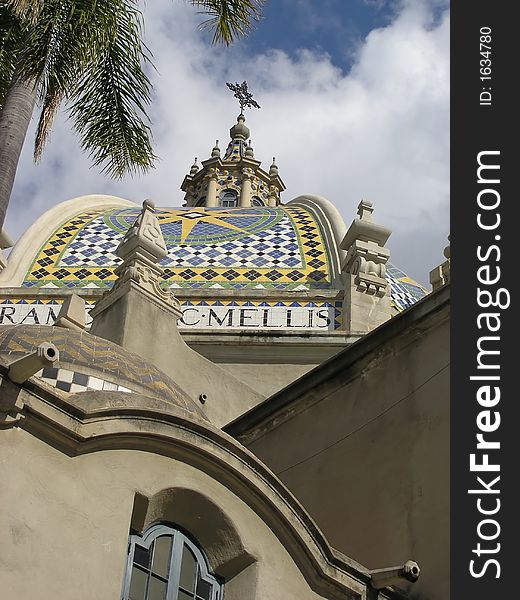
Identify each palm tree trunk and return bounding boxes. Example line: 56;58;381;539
0;76;37;231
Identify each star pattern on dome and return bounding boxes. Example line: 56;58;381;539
157;208;265;244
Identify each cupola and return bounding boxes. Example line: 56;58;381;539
180;82;286;209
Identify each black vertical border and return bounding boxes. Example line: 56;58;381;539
451;2;515;597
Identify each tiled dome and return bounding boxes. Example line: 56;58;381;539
20;205;426;309
22;206;335;292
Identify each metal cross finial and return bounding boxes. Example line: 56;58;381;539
226;81;261;113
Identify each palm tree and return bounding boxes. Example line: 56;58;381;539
0;0;264;231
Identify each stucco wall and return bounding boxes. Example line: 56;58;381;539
242;295;450;600
221;363;315;396
0;428;329;600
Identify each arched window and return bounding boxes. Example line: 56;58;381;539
219;189;238;208
122;524;223;600
251;196;264;207
195;196;206;207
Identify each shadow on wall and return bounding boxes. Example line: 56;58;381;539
128;487;258;597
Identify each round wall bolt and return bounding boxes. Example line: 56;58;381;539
199;393;207;404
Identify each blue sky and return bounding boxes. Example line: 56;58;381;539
230;0;397;72
6;0;450;285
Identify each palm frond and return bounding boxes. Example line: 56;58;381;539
68;0;156;177
7;0;155;174
190;0;265;46
3;0;44;24
21;0;76;158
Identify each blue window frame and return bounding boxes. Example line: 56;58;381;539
122;524;223;600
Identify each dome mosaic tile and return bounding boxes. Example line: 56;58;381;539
21;206;427;310
23;206;333;291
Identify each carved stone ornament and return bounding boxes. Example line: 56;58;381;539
341;201;391;297
344;243;390;297
117;199;167;264
90;200;181;319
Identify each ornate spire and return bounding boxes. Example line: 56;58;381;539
211;140;220;158
181;83;286;207
245;140;254;159
269;157;278;177
189;157;199;175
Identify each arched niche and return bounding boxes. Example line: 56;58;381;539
129;487;258;595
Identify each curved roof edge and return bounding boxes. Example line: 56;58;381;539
287;195;347;284
0;195;137;287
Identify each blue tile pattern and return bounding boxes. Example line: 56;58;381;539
23;206;332;291
386;264;428;310
21;206;428;310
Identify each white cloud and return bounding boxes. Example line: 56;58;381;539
6;0;449;284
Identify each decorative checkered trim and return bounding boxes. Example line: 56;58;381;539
36;367;133;394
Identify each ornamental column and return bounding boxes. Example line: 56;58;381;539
239;170;252;207
268;186;278;207
268;159;280;207
206;170;219;207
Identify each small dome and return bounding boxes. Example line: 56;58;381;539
229;113;250;141
0;324;207;420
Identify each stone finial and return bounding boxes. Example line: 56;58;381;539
245;140;254;159
190;157;199;175
340;201;392;333
90;200;181;321
211;140;220;158
269;157;278;177
429;235;450;291
54;293;86;331
117;199;167;265
341;201;391;294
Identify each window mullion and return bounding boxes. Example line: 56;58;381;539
167;532;184;600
